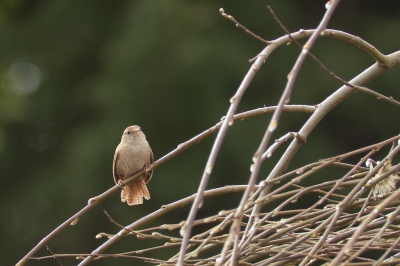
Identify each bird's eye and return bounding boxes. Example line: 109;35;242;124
125;131;130;135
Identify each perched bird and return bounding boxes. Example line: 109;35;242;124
113;125;154;205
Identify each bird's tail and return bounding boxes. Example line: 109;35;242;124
121;179;150;205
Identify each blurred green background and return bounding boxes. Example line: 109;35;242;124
1;1;399;265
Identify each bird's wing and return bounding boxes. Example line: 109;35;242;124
113;149;120;185
144;149;154;184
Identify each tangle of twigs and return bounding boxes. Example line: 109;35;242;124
18;2;400;266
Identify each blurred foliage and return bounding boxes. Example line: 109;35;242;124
1;1;399;265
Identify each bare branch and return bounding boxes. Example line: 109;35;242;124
17;105;311;266
267;5;400;108
46;246;63;266
219;8;271;45
78;185;253;266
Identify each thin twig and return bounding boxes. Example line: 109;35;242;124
218;3;343;262
245;50;400;257
176;20;285;264
267;5;400;109
79;185;253;266
30;253;169;264
345;204;400;263
46;246;63;266
238;3;343;262
331;189;400;264
219;8;271;45
261;132;297;160
103;210;136;234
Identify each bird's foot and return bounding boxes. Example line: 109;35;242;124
117;180;126;189
144;164;152;173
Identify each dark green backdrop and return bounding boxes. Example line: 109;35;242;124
1;1;399;265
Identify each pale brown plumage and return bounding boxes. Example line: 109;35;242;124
113;125;154;205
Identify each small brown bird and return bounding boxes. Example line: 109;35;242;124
113;125;154;205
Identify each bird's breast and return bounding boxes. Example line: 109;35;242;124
115;144;150;178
